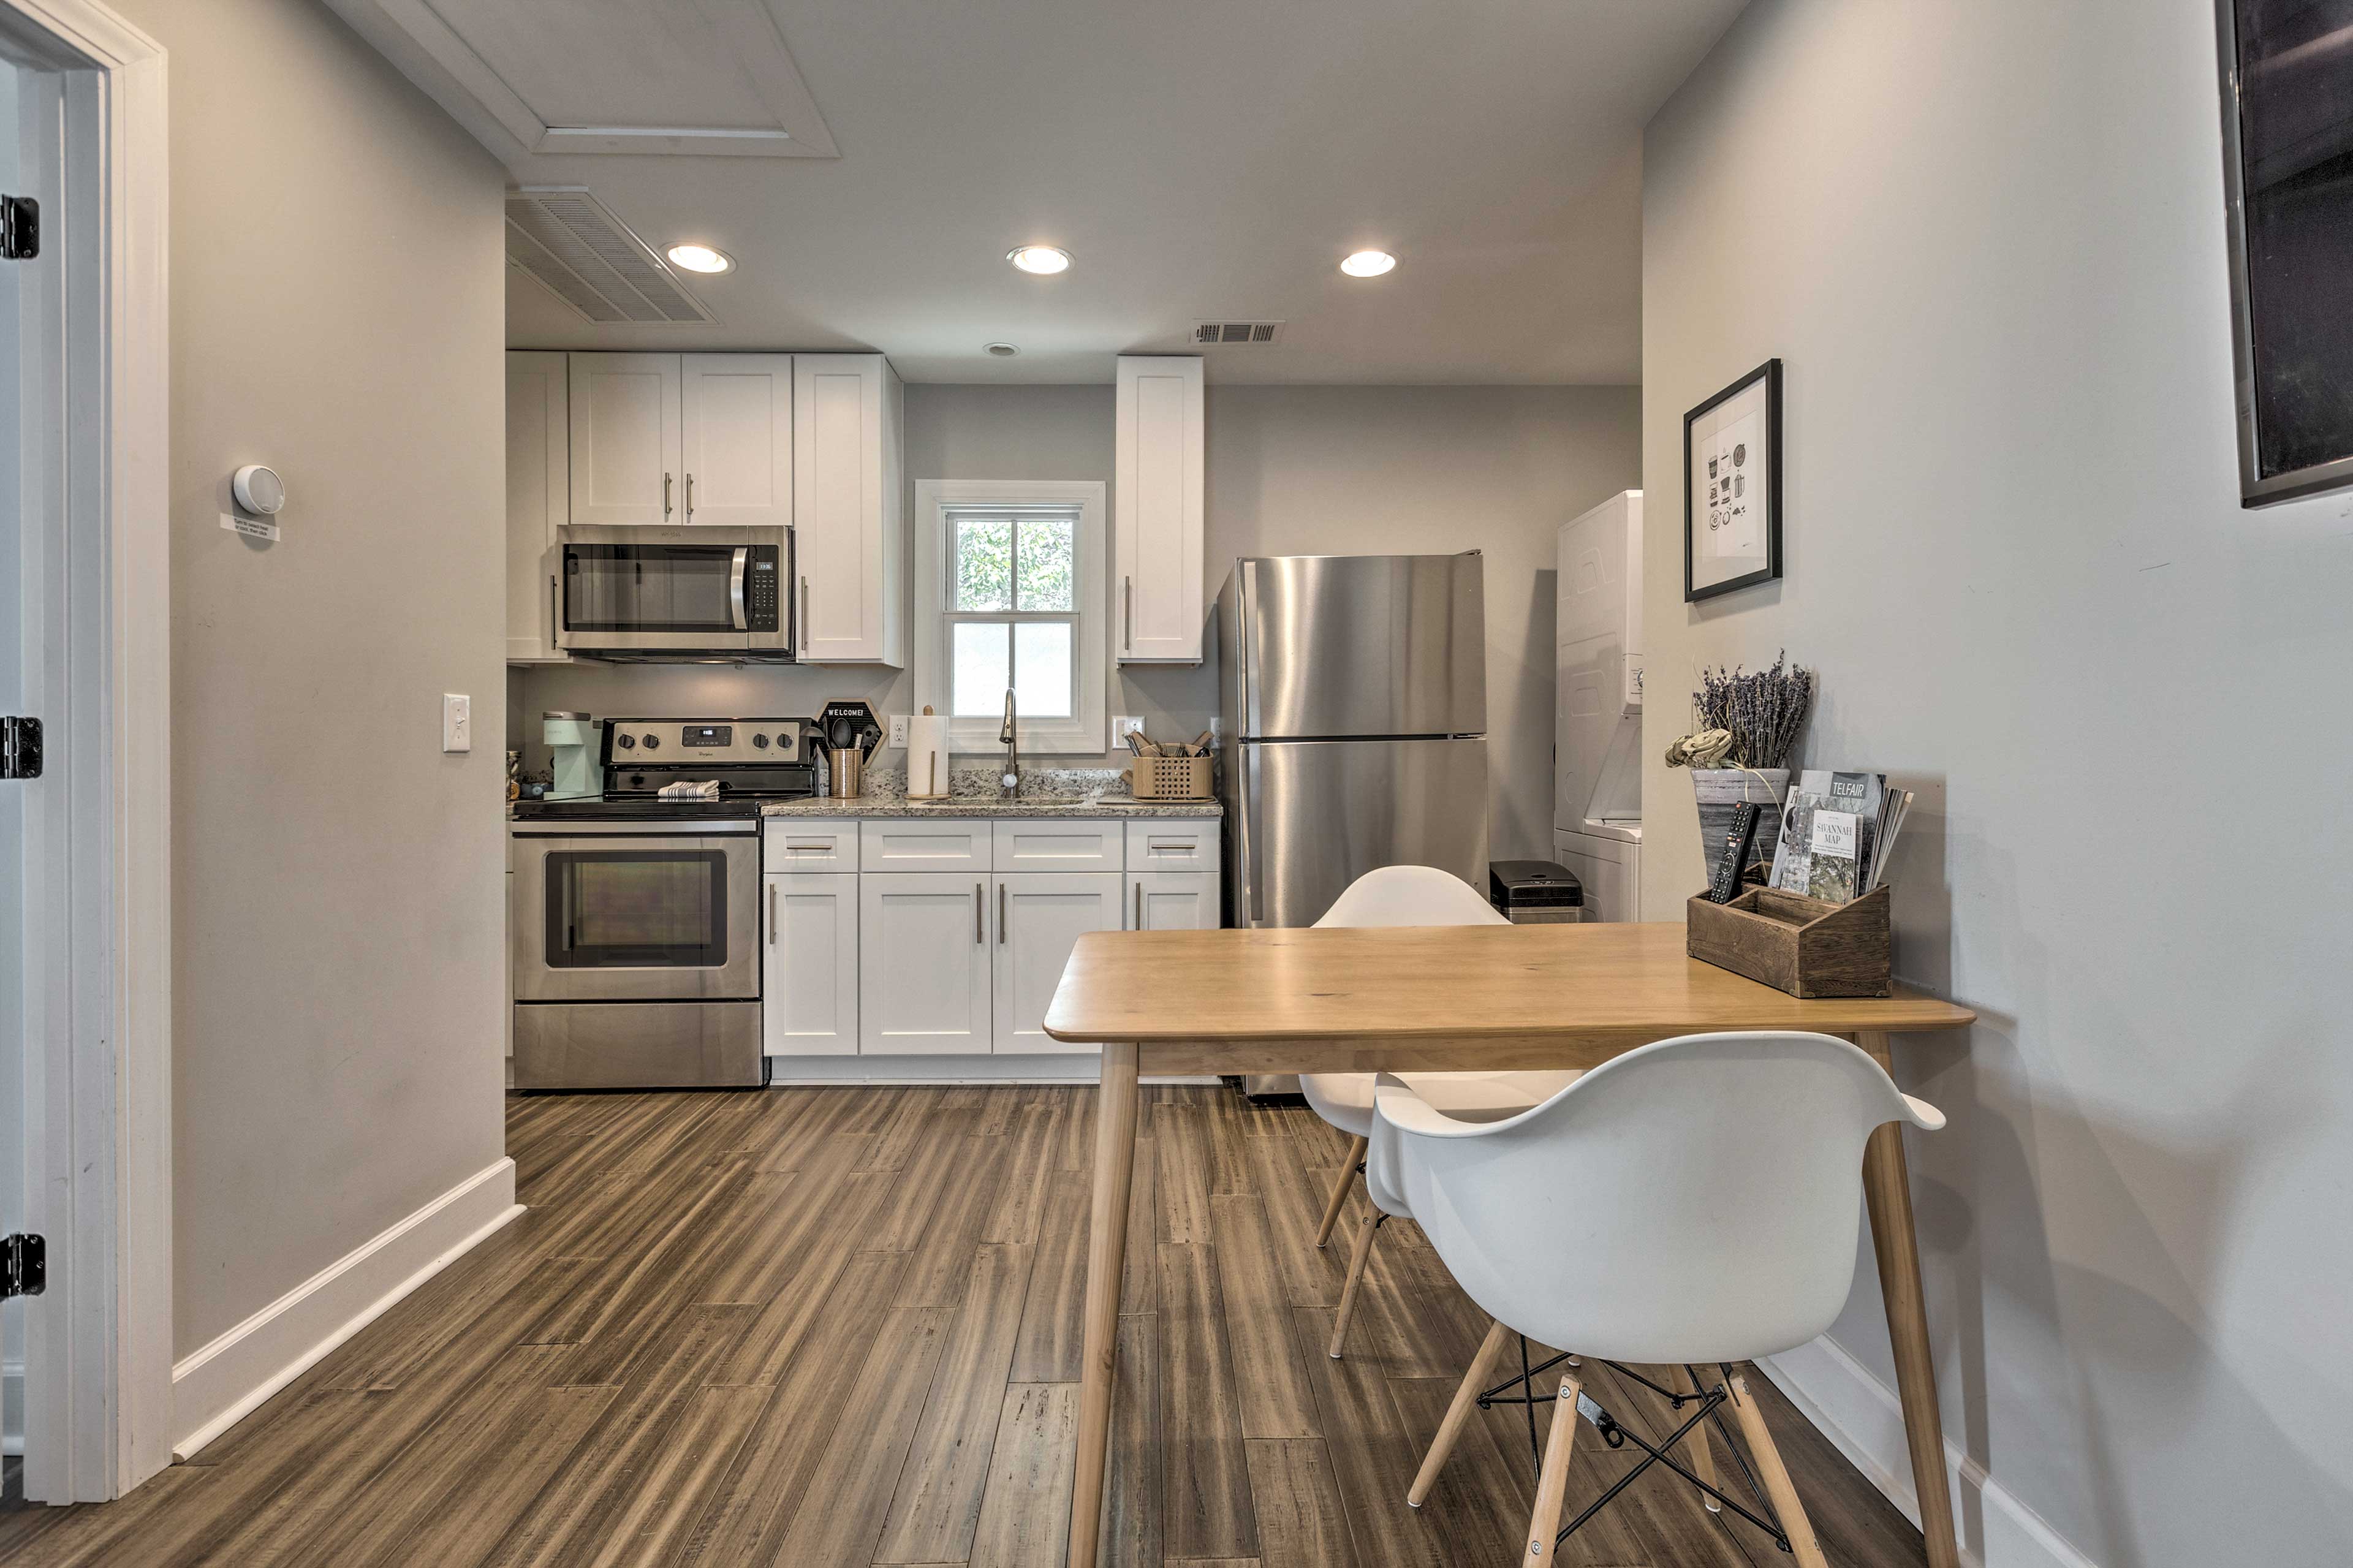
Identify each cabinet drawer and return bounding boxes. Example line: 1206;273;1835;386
763;818;858;870
993;819;1124;873
861;817;991;872
1124;819;1220;873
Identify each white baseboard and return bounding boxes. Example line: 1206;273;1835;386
765;1054;1217;1086
170;1157;522;1461
2;1355;21;1456
1759;1336;2099;1568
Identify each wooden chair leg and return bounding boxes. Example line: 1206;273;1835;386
1727;1373;1828;1568
1525;1373;1583;1561
1408;1319;1511;1507
1681;1365;1721;1513
1327;1207;1382;1359
1314;1134;1367;1248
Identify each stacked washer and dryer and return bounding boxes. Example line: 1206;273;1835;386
1553;491;1645;923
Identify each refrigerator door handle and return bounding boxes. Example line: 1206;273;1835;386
1243;743;1265;923
1238;558;1261;738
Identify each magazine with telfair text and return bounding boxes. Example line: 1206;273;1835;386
1768;770;1888;903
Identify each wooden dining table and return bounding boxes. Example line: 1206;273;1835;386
1042;918;1977;1568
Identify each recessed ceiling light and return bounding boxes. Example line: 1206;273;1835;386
984;342;1020;357
1339;249;1397;278
665;243;733;275
1007;245;1072;276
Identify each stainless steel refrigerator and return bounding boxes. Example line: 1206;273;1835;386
1217;553;1490;1094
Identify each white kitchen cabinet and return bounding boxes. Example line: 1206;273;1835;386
1114;355;1205;663
794;353;904;663
762;817;858;872
859;872;991;1054
1125;819;1219;874
505;352;568;661
680;354;792;528
993;873;1123;1055
568;352;683;526
763;873;858;1056
1129;871;1219;932
861;817;990;873
993;819;1124;873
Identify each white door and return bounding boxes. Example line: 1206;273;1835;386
763;873;857;1056
793;353;903;663
681;354;791;528
859;873;991;1055
568;352;682;526
1;56;25;1487
1114;355;1204;662
1129;871;1219;931
504;352;567;659
993;874;1122;1055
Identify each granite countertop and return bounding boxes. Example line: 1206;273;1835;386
763;765;1220;819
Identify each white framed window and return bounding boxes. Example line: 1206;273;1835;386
914;479;1107;754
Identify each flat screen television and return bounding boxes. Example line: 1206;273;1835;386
2218;1;2353;505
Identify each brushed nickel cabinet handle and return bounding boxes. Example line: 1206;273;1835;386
548;573;559;647
974;882;984;943
664;472;673;517
800;576;811;652
1123;575;1133;653
768;882;778;945
686;471;695;518
1134;882;1143;928
998;882;1007;944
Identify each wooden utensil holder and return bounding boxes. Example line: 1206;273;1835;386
1686;883;1891;998
1127;754;1214;800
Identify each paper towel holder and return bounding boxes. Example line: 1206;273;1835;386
906;704;953;801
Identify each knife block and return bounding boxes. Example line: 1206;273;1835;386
1686;884;1892;998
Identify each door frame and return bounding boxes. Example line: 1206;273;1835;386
1;0;170;1502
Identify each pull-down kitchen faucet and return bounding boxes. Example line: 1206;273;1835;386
998;688;1021;800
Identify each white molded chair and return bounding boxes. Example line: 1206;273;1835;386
1377;1031;1945;1567
1296;865;1581;1360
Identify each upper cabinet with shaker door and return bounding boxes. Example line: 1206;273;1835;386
1114;355;1205;662
569;353;683;526
680;354;793;528
794;354;904;664
506;352;570;661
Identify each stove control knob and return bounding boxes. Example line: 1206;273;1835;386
751;732;770;749
613;732;635;750
640;733;660;751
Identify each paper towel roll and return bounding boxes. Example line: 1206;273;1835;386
906;714;953;800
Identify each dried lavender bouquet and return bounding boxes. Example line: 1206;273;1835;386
1669;652;1813;770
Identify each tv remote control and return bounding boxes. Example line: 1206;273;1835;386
1707;803;1762;903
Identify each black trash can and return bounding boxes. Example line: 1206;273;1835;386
1488;860;1585;924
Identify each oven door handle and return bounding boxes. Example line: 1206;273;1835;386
729;547;749;631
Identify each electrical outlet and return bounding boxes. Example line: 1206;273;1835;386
442;693;471;753
1113;715;1145;741
1208;716;1223;741
887;713;911;748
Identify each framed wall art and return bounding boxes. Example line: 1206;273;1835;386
1684;358;1782;602
2216;1;2353;506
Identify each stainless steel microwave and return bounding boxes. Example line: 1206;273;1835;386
555;526;794;659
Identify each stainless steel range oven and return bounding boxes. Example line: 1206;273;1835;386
510;816;763;1089
555;526;793;659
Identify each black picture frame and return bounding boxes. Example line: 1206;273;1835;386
1683;358;1783;603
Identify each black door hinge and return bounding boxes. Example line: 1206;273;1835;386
1;194;37;260
2;1234;44;1299
1;717;40;780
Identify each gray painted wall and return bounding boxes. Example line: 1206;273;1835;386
1642;1;2353;1560
518;382;1639;861
113;0;511;1357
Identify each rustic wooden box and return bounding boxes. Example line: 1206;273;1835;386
1686;883;1892;998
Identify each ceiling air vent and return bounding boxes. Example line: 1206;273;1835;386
1191;320;1285;346
505;187;714;325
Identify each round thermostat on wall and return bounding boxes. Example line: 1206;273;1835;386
231;464;285;515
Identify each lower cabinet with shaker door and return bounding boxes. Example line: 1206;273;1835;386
993;873;1124;1055
858;873;993;1055
1129;871;1219;931
762;873;858;1056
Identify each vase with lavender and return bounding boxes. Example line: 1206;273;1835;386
1665;654;1814;880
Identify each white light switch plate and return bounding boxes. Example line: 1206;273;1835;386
887;714;911;748
442;693;471;752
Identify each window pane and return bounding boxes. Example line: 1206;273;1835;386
951;621;1010;715
1017;515;1074;610
1013;620;1074;718
953;516;1012;610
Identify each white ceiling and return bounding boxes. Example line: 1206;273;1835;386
338;0;1748;384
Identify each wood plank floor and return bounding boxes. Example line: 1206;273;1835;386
0;1085;1931;1567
